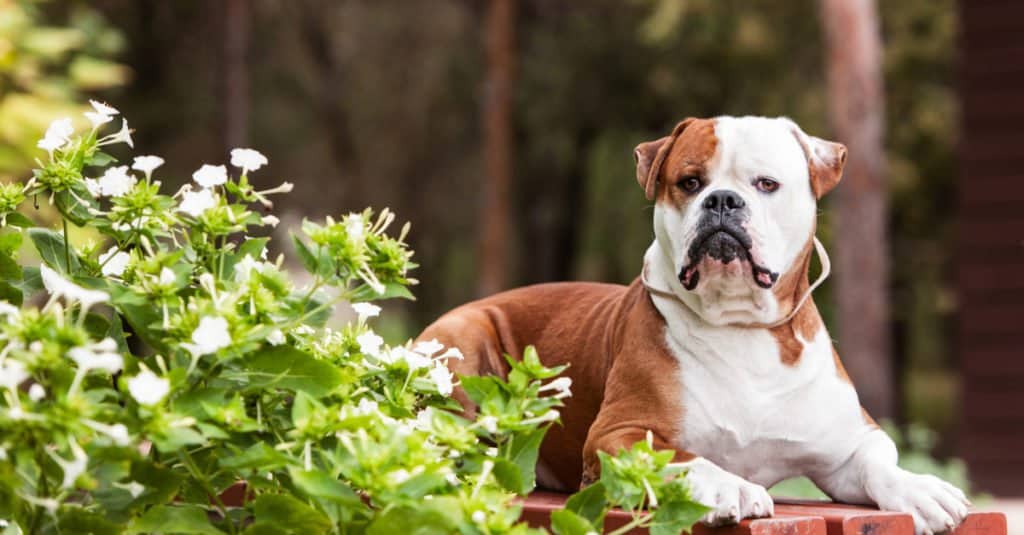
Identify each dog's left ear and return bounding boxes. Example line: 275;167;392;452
789;123;847;199
634;118;696;201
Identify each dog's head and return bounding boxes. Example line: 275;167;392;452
637;116;846;325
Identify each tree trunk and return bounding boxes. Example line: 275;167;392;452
477;0;515;297
222;0;249;151
819;0;893;418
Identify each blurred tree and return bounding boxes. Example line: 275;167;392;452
0;0;129;181
819;0;893;418
478;0;516;296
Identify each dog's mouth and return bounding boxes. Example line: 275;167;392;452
678;225;779;290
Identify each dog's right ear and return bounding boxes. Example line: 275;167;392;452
634;118;695;201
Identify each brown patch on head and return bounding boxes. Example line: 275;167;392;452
634;118;718;202
788;123;847;199
768;235;824;365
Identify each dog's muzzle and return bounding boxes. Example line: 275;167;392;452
678;190;779;290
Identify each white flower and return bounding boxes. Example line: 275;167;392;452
85;111;114;129
485;447;498;457
50;439;88;489
414;408;434;430
357;331;383;357
471;511;486;524
37;117;74;153
351;302;381;322
123;481;146;498
230;148;268;174
192;164;228;188
97;166;136;197
159;267;176;286
0;359;28;390
84;177;102;196
399;347;431;371
84;419;130;447
267;329;285;346
428;364;454;396
234;254;269;283
261;215;280;227
89;100;119;116
413;338;444;357
40;264;109;309
99;247;131;277
437;347;464;361
132;155;164;178
354;398;379;416
127;369;170;405
28;383;46;401
100;118;133;148
69;338;124;373
388;469;411;485
0;300;19;320
539;376;573;399
178;188;218;217
343;214;365;241
478;415;499;434
183;316;232;357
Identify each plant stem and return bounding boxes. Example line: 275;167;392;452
607;511;653;535
62;218;71;274
179;450;237;535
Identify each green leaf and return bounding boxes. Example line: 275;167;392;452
86;151;117;167
366;504;458;535
648;499;709;535
493;458;525;495
290;234;320;276
220;443;291;472
55;185;97;227
126;504;225;534
230;346;343;398
0;280;21;305
13;266;42;297
459;375;502;408
565;481;608;526
290;390;324;430
550;509;598;535
109;284;167;352
348;281;415;302
28;227;81;274
249;494;331;534
504;426;548;494
58;507;123;535
287;468;362;506
3;212;34;228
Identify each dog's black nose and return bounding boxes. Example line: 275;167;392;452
702;190;746;214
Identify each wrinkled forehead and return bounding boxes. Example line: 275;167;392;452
710;116;809;182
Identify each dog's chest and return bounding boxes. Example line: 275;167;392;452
663;323;864;487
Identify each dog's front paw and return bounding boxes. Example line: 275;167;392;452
867;468;970;535
684;458;773;526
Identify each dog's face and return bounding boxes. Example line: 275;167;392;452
637;116;846;325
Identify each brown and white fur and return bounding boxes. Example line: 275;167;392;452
418;116;968;534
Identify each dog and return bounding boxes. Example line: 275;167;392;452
418;116;968;534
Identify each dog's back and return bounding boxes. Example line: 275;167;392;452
417;280;648;488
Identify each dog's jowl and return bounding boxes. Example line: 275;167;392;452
419;116;968;535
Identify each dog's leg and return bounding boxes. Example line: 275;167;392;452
812;427;970;535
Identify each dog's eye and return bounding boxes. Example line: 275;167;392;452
677;176;703;193
754;177;780;193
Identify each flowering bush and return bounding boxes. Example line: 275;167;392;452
0;102;705;534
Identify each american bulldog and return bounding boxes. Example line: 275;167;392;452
418;116;968;534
